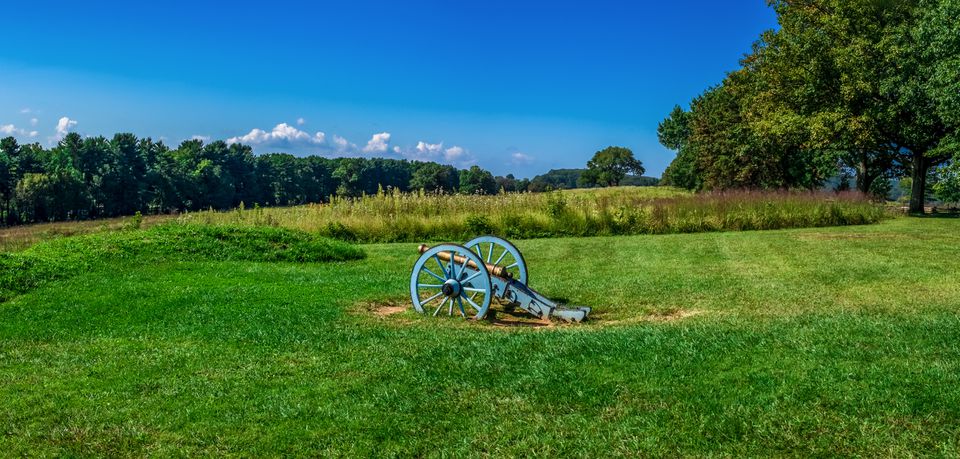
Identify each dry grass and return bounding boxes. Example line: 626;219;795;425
0;214;177;252
179;187;890;242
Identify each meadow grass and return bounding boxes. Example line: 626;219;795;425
0;213;177;252
181;187;892;242
0;217;958;455
0;224;364;302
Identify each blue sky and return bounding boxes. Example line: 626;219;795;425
0;1;777;178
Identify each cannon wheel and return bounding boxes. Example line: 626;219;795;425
465;236;528;285
409;244;493;319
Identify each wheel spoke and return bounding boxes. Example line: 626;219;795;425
459;255;469;280
457;297;466;317
421;267;445;282
448;296;454;315
487;242;494;263
475;244;483;262
449;251;458;279
433;297;447;316
464;295;483;312
433;255;449;279
505;262;518;269
462;270;484;284
494;250;508;266
420;291;443;305
418;283;444;289
462;287;487;293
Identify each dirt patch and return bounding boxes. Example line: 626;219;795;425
354;300;560;328
357;300;412;318
600;308;707;326
646;308;705;322
356;299;704;328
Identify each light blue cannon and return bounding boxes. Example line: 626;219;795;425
409;236;591;322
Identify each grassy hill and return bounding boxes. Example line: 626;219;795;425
1;217;958;455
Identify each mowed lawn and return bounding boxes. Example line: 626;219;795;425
1;218;959;456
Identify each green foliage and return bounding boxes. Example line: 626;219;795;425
465;214;494;235
0;224;364;301
0;132;520;225
14;172;89;222
458;165;498;195
128;211;144;230
528;168;582;191
657;105;691;151
933;158;960;203
409;162;459;194
658;0;960;211
580;146;645;187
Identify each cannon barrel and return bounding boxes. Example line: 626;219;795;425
417;244;513;279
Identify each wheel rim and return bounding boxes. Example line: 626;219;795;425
465;236;528;284
410;244;492;319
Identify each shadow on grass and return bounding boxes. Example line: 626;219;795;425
910;211;960;219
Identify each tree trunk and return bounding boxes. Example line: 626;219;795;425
856;156;876;194
909;154;928;214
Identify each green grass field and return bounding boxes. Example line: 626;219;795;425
1;216;958;456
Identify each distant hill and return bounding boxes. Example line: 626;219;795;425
527;168;659;192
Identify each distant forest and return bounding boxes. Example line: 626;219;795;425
0;134;655;226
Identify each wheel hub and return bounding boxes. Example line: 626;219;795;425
441;279;461;297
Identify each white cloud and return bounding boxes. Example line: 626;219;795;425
444;146;465;160
510;152;534;165
55;116;77;139
227;123;326;148
226;122;472;165
1;123;37;138
417;141;444;156
395;140;475;167
19;108;31;114
191;135;211;142
296;117;306;126
29;118;38;127
362;132;391;154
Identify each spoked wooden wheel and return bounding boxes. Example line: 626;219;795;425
465;236;528;284
409;244;493;319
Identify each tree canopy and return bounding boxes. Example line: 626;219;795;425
579;146;645;187
658;0;959;212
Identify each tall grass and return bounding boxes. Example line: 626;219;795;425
180;187;892;243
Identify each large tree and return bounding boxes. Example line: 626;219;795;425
580;146;645;187
459;165;498;195
659;0;958;207
409;162;459;194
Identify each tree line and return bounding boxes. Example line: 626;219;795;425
0;133;653;226
0;133;522;225
657;0;959;213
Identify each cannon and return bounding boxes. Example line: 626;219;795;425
409;236;591;322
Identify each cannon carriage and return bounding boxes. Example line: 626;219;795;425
409;236;591;322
